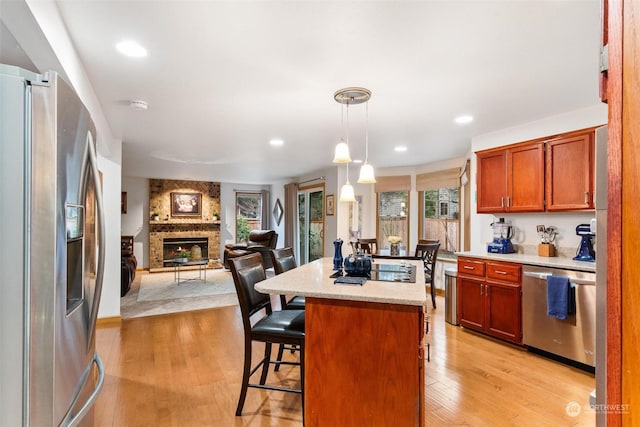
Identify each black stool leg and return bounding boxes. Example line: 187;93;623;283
300;342;305;424
431;283;436;309
259;342;272;385
236;335;252;416
274;343;285;372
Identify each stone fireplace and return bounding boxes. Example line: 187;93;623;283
149;223;220;271
148;179;222;271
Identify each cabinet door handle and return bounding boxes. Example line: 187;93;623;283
584;191;589;204
494;270;508;275
480;284;483;296
506;196;510;208
501;197;504;208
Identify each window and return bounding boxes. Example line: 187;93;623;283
421;187;459;254
378;191;409;250
235;192;262;243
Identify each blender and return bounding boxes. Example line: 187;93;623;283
487;218;515;254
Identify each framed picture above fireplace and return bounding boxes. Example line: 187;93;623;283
171;192;202;217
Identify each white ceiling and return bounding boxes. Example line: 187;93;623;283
5;1;602;184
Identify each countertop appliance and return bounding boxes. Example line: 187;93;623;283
1;65;105;426
573;224;596;262
522;265;596;368
487;217;515;254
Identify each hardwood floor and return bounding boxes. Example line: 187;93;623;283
94;283;595;426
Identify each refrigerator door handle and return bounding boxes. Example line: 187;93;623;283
60;353;105;427
82;130;106;350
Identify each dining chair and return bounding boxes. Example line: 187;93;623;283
415;242;440;309
418;239;440;245
269;247;306;310
228;253;305;417
357;238;378;254
269;247;306;372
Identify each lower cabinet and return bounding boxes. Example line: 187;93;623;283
305;298;424;426
457;257;522;344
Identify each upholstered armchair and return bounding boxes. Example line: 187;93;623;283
224;230;278;269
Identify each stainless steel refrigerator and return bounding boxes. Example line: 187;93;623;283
1;64;105;426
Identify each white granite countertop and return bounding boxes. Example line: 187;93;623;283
455;251;596;272
255;257;427;306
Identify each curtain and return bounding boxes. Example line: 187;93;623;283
416;167;461;191
374;175;411;193
261;190;270;230
284;182;298;248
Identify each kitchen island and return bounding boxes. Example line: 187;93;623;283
255;257;427;427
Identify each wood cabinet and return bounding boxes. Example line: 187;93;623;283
306;298;425;426
477;127;598;213
545;129;595;211
457;257;522;344
477;141;545;213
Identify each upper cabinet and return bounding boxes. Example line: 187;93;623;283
477;142;545;213
476;127;597;213
545;130;595;211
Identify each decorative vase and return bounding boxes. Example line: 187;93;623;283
390;243;400;256
333;238;344;271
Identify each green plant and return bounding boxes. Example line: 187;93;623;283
236;215;250;243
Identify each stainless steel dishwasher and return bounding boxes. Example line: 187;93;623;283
522;265;596;368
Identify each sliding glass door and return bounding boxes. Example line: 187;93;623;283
297;185;324;264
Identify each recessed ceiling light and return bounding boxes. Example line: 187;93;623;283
129;100;148;110
269;139;284;147
394;146;407;152
116;40;147;58
454;115;474;125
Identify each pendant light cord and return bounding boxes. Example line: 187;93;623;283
346;101;350;181
365;101;369;164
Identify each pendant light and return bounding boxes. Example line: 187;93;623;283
333;87;372;202
332;102;351;163
339;101;355;202
357;100;376;183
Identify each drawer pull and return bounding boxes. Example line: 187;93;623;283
494;270;508;275
463;266;475;270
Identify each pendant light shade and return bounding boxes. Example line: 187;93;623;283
339;180;356;202
333;139;351;163
357;163;376;183
357;99;375;183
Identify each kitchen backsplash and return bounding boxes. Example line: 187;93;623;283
476;211;596;259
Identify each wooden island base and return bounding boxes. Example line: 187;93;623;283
305;297;425;427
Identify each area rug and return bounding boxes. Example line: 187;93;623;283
137;270;236;302
121;270;239;319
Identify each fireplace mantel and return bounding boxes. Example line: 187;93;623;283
149;222;220;233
